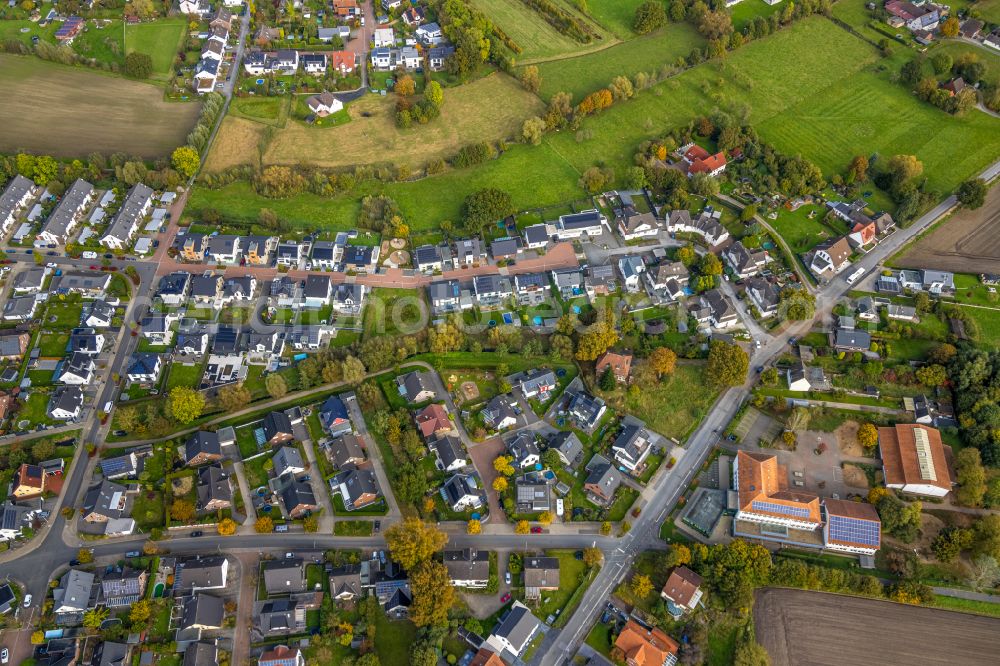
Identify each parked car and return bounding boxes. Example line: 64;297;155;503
190;531;203;538
500;592;511;603
373;520;380;533
505;571;511;585
530;526;543;534
23;594;32;607
1;647;9;664
125;550;140;558
274;524;289;533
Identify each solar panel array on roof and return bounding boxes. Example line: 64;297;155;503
828;514;881;547
913;427;937;481
100;457;130;476
751;500;811;519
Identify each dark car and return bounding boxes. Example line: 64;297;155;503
113;430;127;437
104;254;113;259
47;251;57;256
190;531;204;537
373;520;381;533
530;526;543;534
69;559;80;566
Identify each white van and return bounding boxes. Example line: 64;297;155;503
82;251;98;259
846;266;865;285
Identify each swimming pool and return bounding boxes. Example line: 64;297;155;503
533;316;543;326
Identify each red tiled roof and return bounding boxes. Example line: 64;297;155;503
878;424;953;492
661;566;702;608
615;620;679;666
416;403;451;438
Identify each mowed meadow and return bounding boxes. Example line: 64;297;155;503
192;16;1000;230
204;73;544;172
0;54;200;159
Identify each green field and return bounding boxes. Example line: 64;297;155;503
977;0;1000;22
187;180;362;229
534;21;704;100
620;363;718;441
767;203;836;253
230;96;289;125
585;0;648;39
125;19;186;81
729;0;785;30
961;305;1000;348
472;0;614;60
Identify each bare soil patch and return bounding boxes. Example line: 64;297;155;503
841;464;869;489
171;475;194;497
0;54;200;159
834;420;862;457
755;588;1000;666
460;381;480;403
900;183;1000;273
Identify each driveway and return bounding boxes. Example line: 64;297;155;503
467;436;507;523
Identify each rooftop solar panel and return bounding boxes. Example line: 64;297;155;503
751;500;811;519
828;514;881;547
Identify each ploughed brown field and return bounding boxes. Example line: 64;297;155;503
899;184;1000;274
0;54;200;159
754;588;1000;666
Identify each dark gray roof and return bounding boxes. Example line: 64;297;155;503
178;556;228;591
327;433;365;468
490;237;522;258
263;557;306;594
430;434;465;468
42;178;93;239
91;640;129;666
0;174;34;221
83;480;129;520
272;446;304;477
264;411;294;441
550;431;583;463
196;464;231;508
279;478;317;514
180;594;225;629
834;328;872;349
182;642;218;666
493;603;539;648
304;274;330;298
190;274;221;297
184;431;221;462
103;183;153;242
336;464;382;508
524;224;550;245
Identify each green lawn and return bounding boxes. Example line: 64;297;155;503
18;392;55;427
230;96;290;126
363;288;427;338
961;305;1000;348
534;550;591;622
44;301;83;330
766;203;836;254
166;362;204;392
133;489;165;531
534;21;704;100
928;593;1000;619
472;0;613;60
37;332;69;357
125;19;186;81
333;520;374;536
332;494;388;516
585;621;615;658
585;0;648;39
374;614;417;666
729;0;784;31
186;180;362;230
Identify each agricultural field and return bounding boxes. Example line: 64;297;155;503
898;184;1000;274
755;588;1000;666
0;55;200;158
205;73;543;173
534;21;703;100
125;18;187;81
471;0;615;60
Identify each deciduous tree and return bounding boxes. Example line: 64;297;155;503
956;448;987;507
631;574;653;598
217;518;237;536
217;383;251;412
171;145;200;179
706;341;748;388
649;347;677;377
170;499;196;523
957;178;988;209
520;65;541;93
167;386;206;424
385;518;447;569
254;516;274;533
515;520;530;534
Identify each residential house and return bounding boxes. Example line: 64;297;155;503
221;275;257;305
179;0;212;16
318;25;352;42
205;235;242;265
454;238;485;265
402;5;425;25
271;276;304;309
681;143;727;177
263;411;295;446
524;223;553;249
879;423;953;497
0;332;30;361
50;271;112;299
848;220;877;249
518;368;557;400
48;385;84;420
444;549;489;588
832;327;872;353
513;272;550;305
507;430;540;469
584;264;617;299
301;52;327;75
887;304;917;321
700;289;738;329
53;569;95;615
331;283;367;315
82;480;131;524
983;28;1000;51
514;474;551;512
823;498;882;555
253;599;305;638
39;178;93;245
331;463;383;510
100;568;147;609
733;450;821;532
179;594;225;631
614;619;680;666
384;587;412;617
92;641;130;666
618;255;646;292
723;241;768;279
429;279;474;313
179;233;208;262
645;261;688;297
549;431;583;467
884;0;939;32
328;565;362;601
429;434;467;472
660;567;703;618
84;300;116;329
567;389;606;431
416;403;452;439
473;274;513;308
745;277;780;318
272;446;305;478
618;208;660;240
306;91;343;116
139;313;178;346
0;174;37;235
328;50;356;73
483;394;519;430
263;557;306;595
275;240;303;267
2;295;39;322
190;274;224;306
664;209;729;247
485;602;540;658
181;431;223;467
398;371;436;403
786;362;827;392
806;236;852;277
611;423;655;473
259;646;305;666
158;272;192;306
196;464;232;513
555;209;607;239
373;27;394;47
304;275;332;309
415;22;442;45
183;641;219;666
125;352;162;385
960;18;983;39
99;183;153;250
584;454;621;504
489;237;522;261
319;394;352;435
12;266;49;294
325;433;366;470
596;350;632;384
333;0;360;18
469;649;505;666
11;463;45;499
176;556;230;592
523;556;560;600
552;268;584;299
441;473;483;511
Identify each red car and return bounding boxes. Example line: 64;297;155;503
89;265;98;270
531;526;543;534
500;593;511;603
